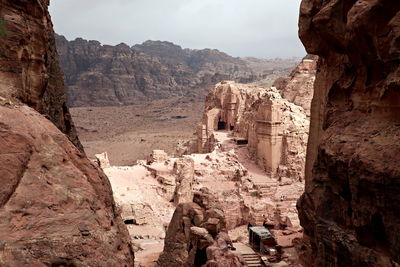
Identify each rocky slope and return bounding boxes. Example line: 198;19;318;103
0;0;134;265
56;36;257;107
297;0;400;266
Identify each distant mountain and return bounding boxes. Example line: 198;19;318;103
55;35;300;107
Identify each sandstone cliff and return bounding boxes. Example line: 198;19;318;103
0;0;134;265
0;1;81;150
273;55;317;115
297;0;400;266
56;36;257;107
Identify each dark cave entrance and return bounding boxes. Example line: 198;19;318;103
124;219;135;225
236;139;248;145
218;120;226;130
194;248;207;267
371;213;387;248
230;125;234;131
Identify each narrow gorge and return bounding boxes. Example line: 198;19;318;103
0;0;399;266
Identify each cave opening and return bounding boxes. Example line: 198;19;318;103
194;247;207;267
236;139;248;145
371;213;387;248
124;219;135;225
218;120;226;130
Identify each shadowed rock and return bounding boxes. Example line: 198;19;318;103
297;0;400;266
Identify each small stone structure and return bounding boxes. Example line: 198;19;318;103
248;226;277;253
94;152;111;168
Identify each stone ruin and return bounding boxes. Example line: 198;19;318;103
194;79;311;183
94;151;111;168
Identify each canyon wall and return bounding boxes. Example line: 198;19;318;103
0;0;134;265
0;1;81;150
297;0;400;266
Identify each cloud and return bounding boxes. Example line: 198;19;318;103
49;0;306;58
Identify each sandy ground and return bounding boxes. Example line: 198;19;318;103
70;97;203;165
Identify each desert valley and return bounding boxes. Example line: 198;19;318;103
0;1;399;267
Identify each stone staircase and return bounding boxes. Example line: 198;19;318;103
242;253;263;267
253;182;277;198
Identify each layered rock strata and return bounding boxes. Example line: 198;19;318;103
297;0;400;266
0;0;134;265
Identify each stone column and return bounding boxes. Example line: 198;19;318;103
173;157;195;204
226;92;237;130
256;99;283;176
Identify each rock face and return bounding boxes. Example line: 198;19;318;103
0;105;134;266
0;1;134;265
0;1;81;150
297;1;400;266
273;55;317;115
158;201;244;267
56;36;257;107
196;81;310;183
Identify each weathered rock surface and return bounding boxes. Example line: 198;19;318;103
0;1;81;150
56;36;258;107
0;1;134;265
273;55;317;115
0;105;134;266
158;202;244;267
297;0;400;266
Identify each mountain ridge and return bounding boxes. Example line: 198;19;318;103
56;34;301;107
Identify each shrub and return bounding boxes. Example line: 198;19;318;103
0;18;8;38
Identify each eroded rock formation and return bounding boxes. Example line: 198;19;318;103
297;1;400;266
0;105;134;266
273;55;317;115
158;201;244;267
0;0;134;265
196;81;310;183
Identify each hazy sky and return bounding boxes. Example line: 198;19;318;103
49;0;306;58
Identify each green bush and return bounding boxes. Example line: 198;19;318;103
251;191;258;197
0;18;8;38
